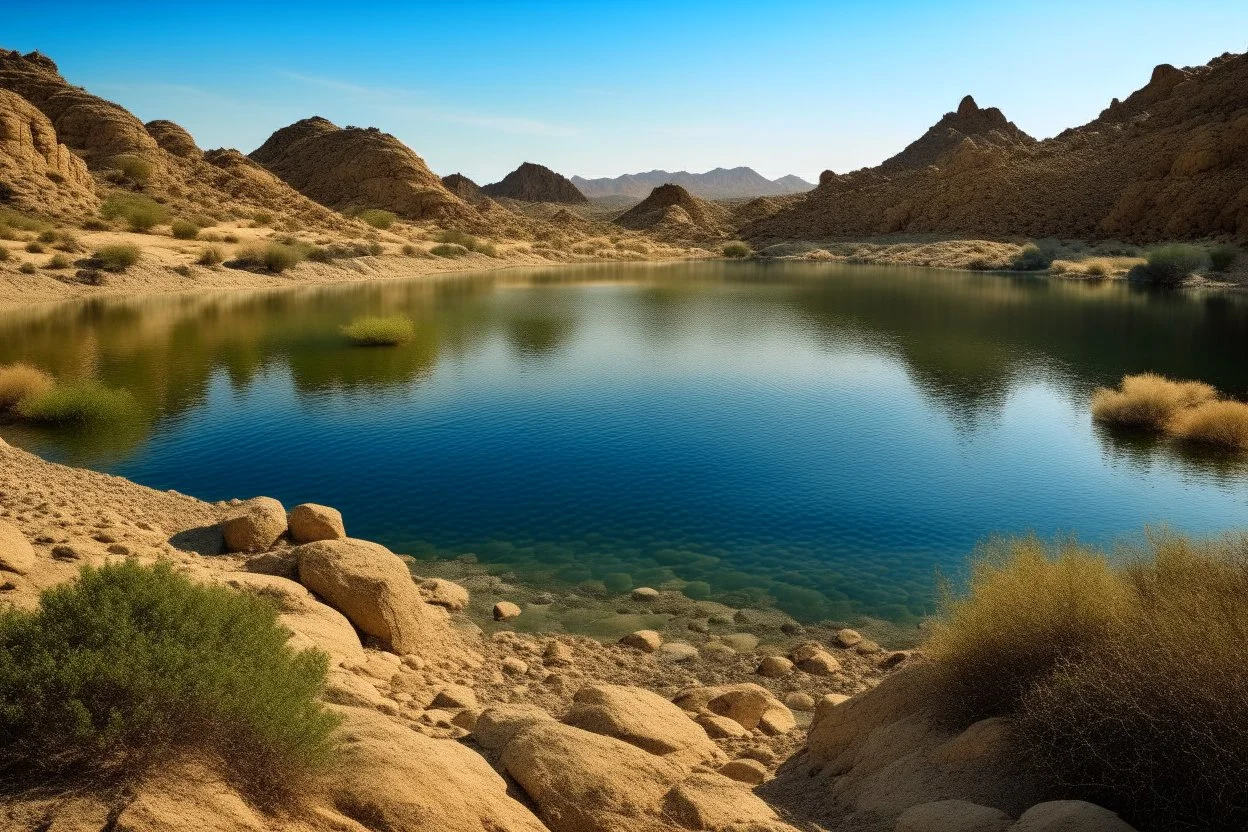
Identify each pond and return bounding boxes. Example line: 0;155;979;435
2;261;1246;623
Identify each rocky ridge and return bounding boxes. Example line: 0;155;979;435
482;162;588;204
573;167;814;200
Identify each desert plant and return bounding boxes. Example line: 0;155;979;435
1084;260;1108;277
188;213;218;228
223;233;240;244
1009;244;1052;271
340;315;415;346
36;230;56;243
24;242;43;254
234;243;304;273
357;209;396;230
196;246;224;266
108;154;152;183
0;363;54;411
170;219;200;240
1170;400;1248;451
46;254;70;270
367;241;384;256
17;263;35;275
1091;373;1215;432
0;561;338;796
15;380;137;424
1133;244;1206;285
1208;244;1238;273
252;211;274;227
0;247;8;262
305;246;334;263
80;218;109;231
99;193;169;233
722;241;752;258
92;244;142;272
401;244;416;256
430;243;468;258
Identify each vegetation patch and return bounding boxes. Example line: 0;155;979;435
1009;244;1052;271
340;315;415;346
107;154;152;184
0;363;54;411
233;243;305;273
435;230;496;256
196;246;224;266
92;244;142;272
99;193;169;233
356;209;396;230
170;219;200;240
430;243;469;258
1130;244;1206;285
722;241;752;258
14;380;138;424
0;561;338;798
1208;244;1238;273
1091;373;1248;451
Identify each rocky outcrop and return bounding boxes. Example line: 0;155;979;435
482;162;588;204
286;503;345;543
250;117;471;221
613;184;731;238
221;497;287;553
750;50;1248;242
0;87;96;214
442;172;483;202
144;119;200;158
564;684;724;767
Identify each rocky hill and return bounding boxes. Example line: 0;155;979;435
0;87;97;215
0;49;340;227
250;117;472;222
482;162;587;204
442;172;484;203
749;51;1248;242
574;167;814;200
614;183;732;239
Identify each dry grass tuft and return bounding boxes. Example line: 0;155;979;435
1091;373;1215;432
1171;400;1248;450
0;363;54;411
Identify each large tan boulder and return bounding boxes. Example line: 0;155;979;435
221;497;286;553
420;577;469;611
1010;801;1137;832
0;519;36;575
473;704;556;751
218;572;363;664
294;537;463;658
673;683;795;734
896;800;1013;832
286;503;345;543
565;684;724;767
620;629;662;652
331;705;549;832
661;772;795;832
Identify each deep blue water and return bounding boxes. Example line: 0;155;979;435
2;262;1246;622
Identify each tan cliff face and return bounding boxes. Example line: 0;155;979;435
0;88;97;215
751;51;1248;242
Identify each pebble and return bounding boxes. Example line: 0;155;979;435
493;601;522;621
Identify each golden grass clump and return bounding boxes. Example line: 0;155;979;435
340;315;415;346
0;363;54;411
1091;373;1215;432
1171;400;1248;451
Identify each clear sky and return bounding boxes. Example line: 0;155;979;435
4;1;1246;184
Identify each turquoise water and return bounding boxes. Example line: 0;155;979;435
2;262;1246;622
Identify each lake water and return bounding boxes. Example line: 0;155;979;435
2;261;1246;623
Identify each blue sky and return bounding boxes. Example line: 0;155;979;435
5;1;1247;183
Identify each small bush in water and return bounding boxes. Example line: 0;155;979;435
340;315;415;346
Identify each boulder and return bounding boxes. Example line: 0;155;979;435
474;704;556;751
783;692;816;712
295;537;462;657
719;758;767;785
631;586;660;601
834;628;863;648
658;642;699;662
0;520;35;575
661;772;798;832
544;640;574;665
1010;801;1138;832
221;497;286;553
432;684;477;710
420;577;469;611
494;601;522;621
565;684;724;766
220;572;363;663
286;503;345;543
502;657;529;675
674;683;794;733
798;650;840;675
696;713;748;739
621;629;662;652
895;800;1013;832
757;656;794;678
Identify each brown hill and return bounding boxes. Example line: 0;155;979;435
0;87;97;215
481;162;587;204
614;183;731;239
0;49;340;227
250;117;471;221
441;172;483;203
750;51;1248;242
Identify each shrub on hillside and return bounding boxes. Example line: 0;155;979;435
170;219;199;240
1009;244;1052;271
340;315;415;346
15;380;137;424
0;561;338;796
92;244;142;272
252;211;274;227
108;154;152;183
46;254;70;270
430;243;468;258
196;246;224;266
1091;373;1214;432
1208;244;1238;273
1131;244;1205;285
0;247;8;262
234;243;304;273
357;209;396;230
18;263;36;274
99;194;169;233
24;242;43;254
435;230;494;255
0;363;54;411
722;241;752;258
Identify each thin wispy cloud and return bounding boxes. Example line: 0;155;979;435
280;70;579;137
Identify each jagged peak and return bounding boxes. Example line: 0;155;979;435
957;95;979;116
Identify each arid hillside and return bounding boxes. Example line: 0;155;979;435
749;52;1248;242
615;184;732;240
482;162;588;204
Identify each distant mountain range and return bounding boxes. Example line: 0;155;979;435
571;167;814;200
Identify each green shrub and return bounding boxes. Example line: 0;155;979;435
189;213;218;228
340;315;415;346
99;194;169;232
234;243;304;273
196;246;224;266
109;154;152;183
434;230;497;255
1010;244;1052;271
430;243;468;258
93;244;142;272
170;219;199;240
15;380;138;424
24;241;43;254
46;254;70;270
1209;244;1238;273
36;230;56;243
401;244;416;256
722;241;752;258
0;209;47;232
0;561;338;796
357;209;396;230
1133;244;1205;285
305;246;334;263
0;363;54;410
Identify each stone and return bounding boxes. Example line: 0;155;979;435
856;639;882;655
493;601;521;621
675;683;793;733
221;497;286;553
630;586;660;601
286;502;345;543
758;707;797;735
701;642;737;662
783;692;816;712
543;640;574;665
502;657;529;675
1011;801;1138;832
788;642;825;663
657;641;699;662
661;772;797;832
834;628;863;648
431;684;477;710
720;633;759;652
798;650;841;675
882;650;912;669
719;758;767;785
473;704;555;751
565;684;723;766
620;629;662;652
420;577;469;612
294;537;462;657
696;713;748;739
0;519;35;575
757;655;794;678
895;800;1013;832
